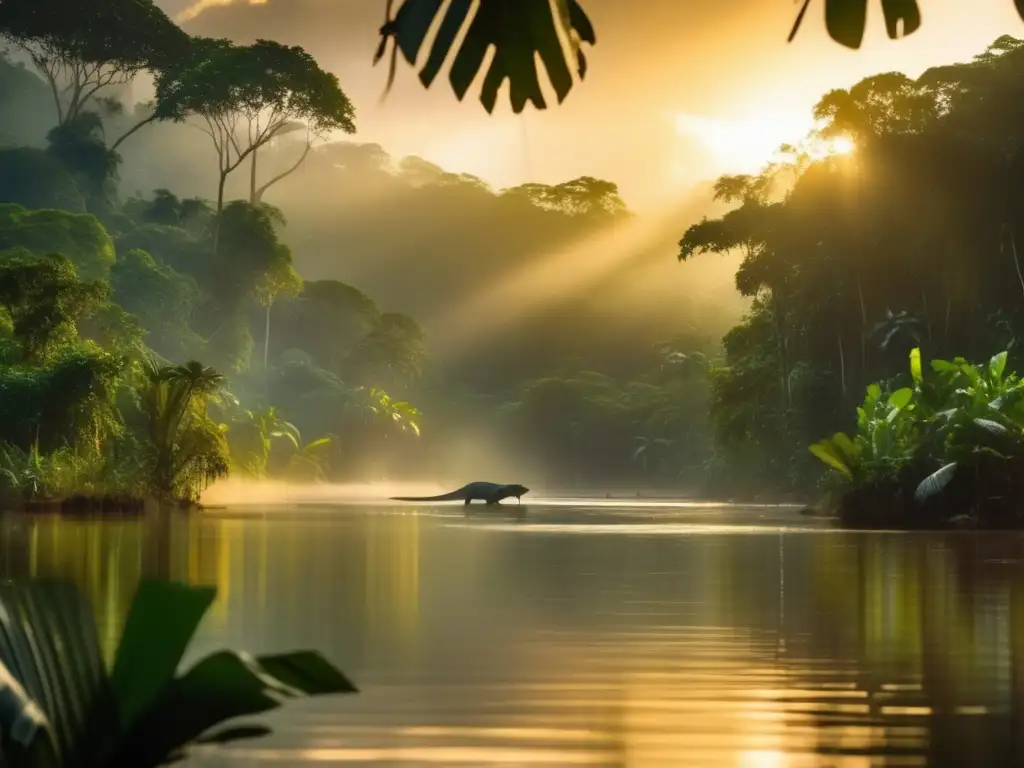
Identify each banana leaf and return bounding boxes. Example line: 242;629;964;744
109;580;216;736
113;649;358;767
0;659;57;766
0;580;114;767
0;579;359;768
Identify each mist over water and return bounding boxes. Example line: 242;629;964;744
198;478;776;510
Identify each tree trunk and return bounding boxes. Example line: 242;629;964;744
856;275;868;376
249;147;259;205
921;289;933;343
252;141;313;205
1010;225;1024;302
213;169;228;252
111;114;158;151
264;303;272;369
771;289;791;406
39;64;65;126
838;332;847;398
944;294;952;345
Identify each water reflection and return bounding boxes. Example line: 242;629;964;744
0;505;1023;765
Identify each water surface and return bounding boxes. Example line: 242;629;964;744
2;499;1023;766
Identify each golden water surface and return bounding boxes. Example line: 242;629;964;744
2;501;1023;767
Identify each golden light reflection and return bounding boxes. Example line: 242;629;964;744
365;512;422;650
1;511;1023;764
738;749;785;768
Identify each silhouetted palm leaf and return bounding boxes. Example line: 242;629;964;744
375;0;595;113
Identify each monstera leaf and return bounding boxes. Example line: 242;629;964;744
789;0;922;48
374;0;595;113
0;579;358;767
376;0;1024;111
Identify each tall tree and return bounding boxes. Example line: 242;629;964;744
675;35;1024;493
0;0;187;126
158;37;356;245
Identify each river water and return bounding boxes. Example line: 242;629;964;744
2;499;1024;766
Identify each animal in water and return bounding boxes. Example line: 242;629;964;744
391;481;530;506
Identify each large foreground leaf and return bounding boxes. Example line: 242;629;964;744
375;0;596;113
790;0;921;49
109;580;217;736
0;580;113;766
115;650;358;767
0;659;57;765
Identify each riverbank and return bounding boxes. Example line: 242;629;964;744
801;482;1024;531
5;493;203;516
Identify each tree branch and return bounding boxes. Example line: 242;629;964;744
253;140;312;203
27;49;65;124
77;65;125;115
110;112;159;151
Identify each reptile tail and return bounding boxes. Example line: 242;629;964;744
390;490;463;502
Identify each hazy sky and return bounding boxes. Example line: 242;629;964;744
155;0;1024;209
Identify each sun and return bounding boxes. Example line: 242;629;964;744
803;133;855;160
675;111;854;174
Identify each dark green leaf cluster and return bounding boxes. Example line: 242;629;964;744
0;249;109;362
0;0;187;72
0;579;356;767
810;347;1024;524
680;36;1024;496
155;37;355;136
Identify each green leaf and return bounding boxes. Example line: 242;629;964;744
0;581;112;765
809;440;853;478
961;362;983;385
831;431;858;461
909;347;922;385
914;461;958;504
866;383;882;403
991;383;1024;411
888;387;913;410
989;350;1009;380
856;406;869;430
931;358;959;374
269;429;299;450
116;650;357;766
971;418;1011;439
110;580;216;736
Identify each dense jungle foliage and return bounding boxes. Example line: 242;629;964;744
680;35;1024;510
9;0;1024;513
0;0;726;500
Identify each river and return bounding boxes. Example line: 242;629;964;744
2;499;1023;766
